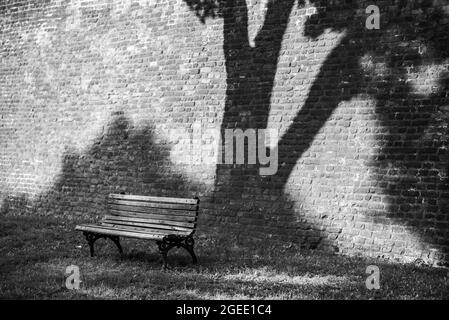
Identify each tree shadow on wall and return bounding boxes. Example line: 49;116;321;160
184;0;449;261
1;111;197;220
183;0;331;249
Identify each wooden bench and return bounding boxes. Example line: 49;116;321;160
75;194;200;268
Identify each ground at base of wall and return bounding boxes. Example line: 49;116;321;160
0;214;448;299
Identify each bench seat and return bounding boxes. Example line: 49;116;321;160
75;224;168;240
75;194;200;268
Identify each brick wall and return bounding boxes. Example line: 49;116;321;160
1;0;448;266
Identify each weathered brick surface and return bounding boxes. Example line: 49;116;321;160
1;0;448;266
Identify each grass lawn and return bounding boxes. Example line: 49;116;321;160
0;214;448;299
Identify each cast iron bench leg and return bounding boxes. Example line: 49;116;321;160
84;232;100;257
83;232;123;257
157;236;197;269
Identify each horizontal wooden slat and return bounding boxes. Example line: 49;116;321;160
102;221;193;234
108;198;197;211
102;216;193;232
100;223;190;236
108;209;196;222
109;194;198;205
108;203;197;217
103;215;194;229
100;223;181;235
100;223;169;233
75;224;166;240
102;221;192;234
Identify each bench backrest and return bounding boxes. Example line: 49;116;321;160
103;194;200;237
